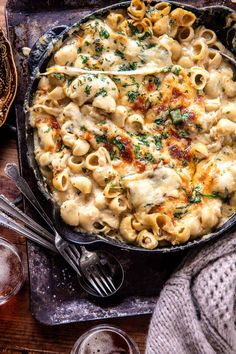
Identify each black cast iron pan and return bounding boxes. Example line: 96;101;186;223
24;0;236;253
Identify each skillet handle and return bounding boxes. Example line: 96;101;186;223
28;25;69;75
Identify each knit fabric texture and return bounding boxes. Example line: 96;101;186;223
146;232;236;354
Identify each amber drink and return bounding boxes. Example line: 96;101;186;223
0;237;24;305
71;324;140;354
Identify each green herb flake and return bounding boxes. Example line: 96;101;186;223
95;134;107;144
80;126;87;131
143;153;156;163
119;62;137;71
127;91;139;102
81;55;89;64
114;49;125;59
137;134;149;146
44;128;51;133
96;88;108;97
112;136;125;152
155;118;164;125
53;73;64;80
85;85;91;96
153;136;162;150
99;28;110;39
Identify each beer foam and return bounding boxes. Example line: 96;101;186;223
79;330;129;354
0;248;11;290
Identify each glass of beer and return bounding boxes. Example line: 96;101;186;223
0;236;24;305
70;324;140;354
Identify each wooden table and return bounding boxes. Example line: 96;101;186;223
0;2;150;353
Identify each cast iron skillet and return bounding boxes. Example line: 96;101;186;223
25;0;236;253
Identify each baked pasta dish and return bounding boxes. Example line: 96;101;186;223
29;0;236;249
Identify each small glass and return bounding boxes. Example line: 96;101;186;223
70;324;140;354
0;236;24;305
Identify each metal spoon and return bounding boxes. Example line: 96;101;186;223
4;163;124;297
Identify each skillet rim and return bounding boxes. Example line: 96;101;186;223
24;0;236;253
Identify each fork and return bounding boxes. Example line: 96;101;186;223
5;163;117;297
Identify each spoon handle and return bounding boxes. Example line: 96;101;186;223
4;163;54;231
0;210;57;253
0;195;54;243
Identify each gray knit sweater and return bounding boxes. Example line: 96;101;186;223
146;232;236;354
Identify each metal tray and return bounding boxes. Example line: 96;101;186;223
5;0;235;325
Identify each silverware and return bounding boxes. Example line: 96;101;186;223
0;195;98;296
221;52;236;67
5;163;124;297
0;196;56;253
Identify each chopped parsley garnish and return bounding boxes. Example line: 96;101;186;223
155;118;164;125
95;88;108;97
127;91;139;102
134;144;141;158
53;73;64;80
146;43;156;49
195;123;202;131
173;66;181;75
182;160;188;167
154;77;161;89
99;28;109;39
80;55;89;64
112;77;121;83
169;109;189;125
80;126;87;131
128;21;139;35
85;85;91;96
77;48;82;53
153;136;162;150
179;129;190;138
119;62;137;71
112;136;125;152
114;49;125;59
201;191;229;203
94;40;103;54
44;128;51;133
174;210;188;218
137;134;149;146
142;153;156;163
82;167;88;174
109;150;119;160
189;185;202;203
95;134;107;144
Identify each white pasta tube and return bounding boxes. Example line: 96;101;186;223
109;195;128;214
177;26;194;43
70;176;92;194
137;230;158;249
52;170;70;191
125;114;144;132
189;67;209;90
170;8;196;27
222;102;236;122
119;215;137;242
67;156;85;172
192;39;209;61
127;0;146;21
207;49;222;70
73;138;90;156
112;105;128;128
106;12;125;30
